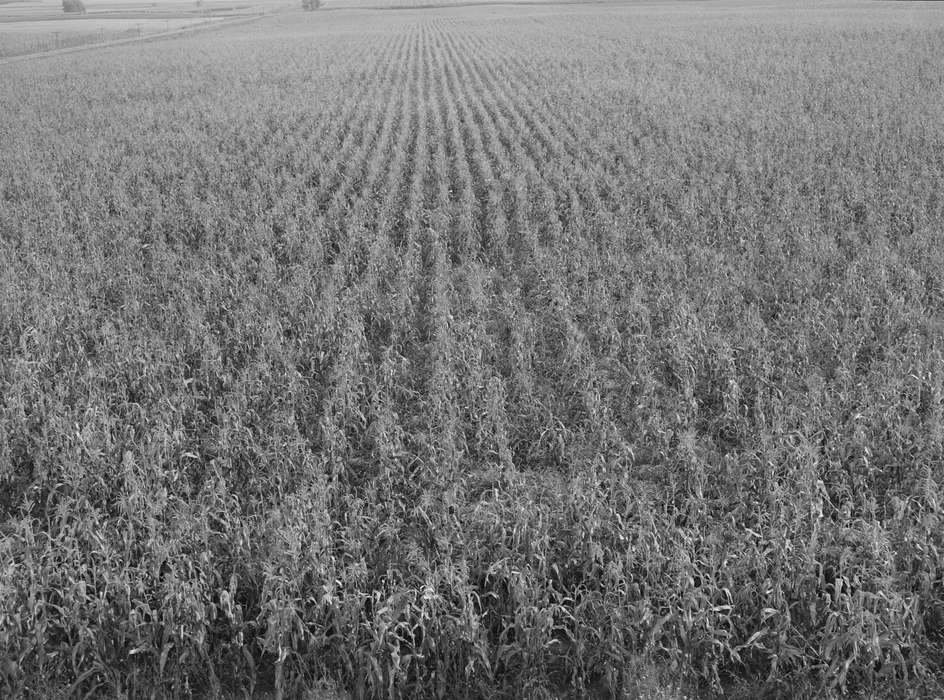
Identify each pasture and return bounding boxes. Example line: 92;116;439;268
1;1;944;697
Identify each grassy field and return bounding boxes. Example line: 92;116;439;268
2;1;944;697
0;18;230;57
0;0;277;59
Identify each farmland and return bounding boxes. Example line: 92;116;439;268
0;0;279;59
2;1;944;697
0;18;229;58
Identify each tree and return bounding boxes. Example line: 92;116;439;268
302;0;321;10
62;0;86;12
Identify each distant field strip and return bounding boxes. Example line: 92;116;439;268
0;14;253;60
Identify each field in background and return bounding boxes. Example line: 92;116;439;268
0;17;229;57
0;0;282;58
0;0;283;16
2;2;944;697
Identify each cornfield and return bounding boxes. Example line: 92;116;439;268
2;2;944;697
